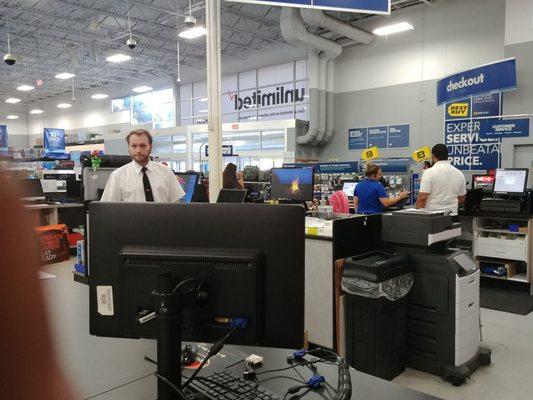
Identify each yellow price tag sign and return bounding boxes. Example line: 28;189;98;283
361;146;379;161
412;146;431;162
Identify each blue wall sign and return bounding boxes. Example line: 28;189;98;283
227;0;390;14
316;162;358;174
437;58;516;105
348;128;367;150
388;124;409;148
368;126;388;148
205;144;234;157
472;93;501;117
0;125;7;148
44;128;65;153
479;118;530;139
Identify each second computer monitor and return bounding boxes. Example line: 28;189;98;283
342;181;358;198
493;169;529;195
16;179;45;201
175;173;198;203
270;167;314;201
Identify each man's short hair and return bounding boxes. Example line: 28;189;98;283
126;129;153;145
431;143;448;161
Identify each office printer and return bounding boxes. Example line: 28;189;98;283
382;210;491;386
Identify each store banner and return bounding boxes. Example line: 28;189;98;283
0;124;7;148
368;126;388;148
316;162;358;174
227;0;390;14
437;58;516;105
472;93;501;117
478;118;529;139
388;124;409;148
44;128;66;153
348;128;367;150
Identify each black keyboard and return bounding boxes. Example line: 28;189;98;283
190;370;281;400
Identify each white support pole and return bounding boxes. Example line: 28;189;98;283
206;0;222;202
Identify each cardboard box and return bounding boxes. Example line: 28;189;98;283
34;224;70;265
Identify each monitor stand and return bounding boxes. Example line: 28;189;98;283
153;273;187;400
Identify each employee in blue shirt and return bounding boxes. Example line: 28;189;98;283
354;163;409;214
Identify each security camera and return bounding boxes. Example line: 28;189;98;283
184;15;196;28
3;53;16;66
126;37;137;50
176;77;181;84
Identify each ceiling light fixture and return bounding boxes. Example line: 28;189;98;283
55;72;76;79
57;103;72;108
125;0;137;49
30;109;44;114
17;84;34;91
5;98;20;103
91;93;109;100
198;97;208;102
132;86;152;93
372;22;414;36
6;115;18;119
179;26;207;39
106;53;132;63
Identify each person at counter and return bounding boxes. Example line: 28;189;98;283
223;163;244;190
353;163;410;214
415;143;466;214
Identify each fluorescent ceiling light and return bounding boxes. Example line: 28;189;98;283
57;103;72;108
91;93;109;100
373;22;414;36
179;26;207;39
198;97;208;102
55;72;76;79
6;115;19;119
132;86;152;93
106;53;132;63
5;98;20;103
198;109;207;113
30;109;44;114
17;84;34;91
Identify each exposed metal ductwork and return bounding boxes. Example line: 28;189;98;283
281;8;374;146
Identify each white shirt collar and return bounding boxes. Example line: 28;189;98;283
132;160;153;174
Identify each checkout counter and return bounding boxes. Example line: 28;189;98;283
304;212;380;350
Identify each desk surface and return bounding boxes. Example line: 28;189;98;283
41;270;442;400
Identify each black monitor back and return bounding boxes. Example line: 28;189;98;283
88;202;305;349
217;189;247;203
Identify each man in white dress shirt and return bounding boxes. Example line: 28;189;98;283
415;143;466;214
101;129;184;202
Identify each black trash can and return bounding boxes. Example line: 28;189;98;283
343;250;412;380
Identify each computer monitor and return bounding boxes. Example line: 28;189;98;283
88;202;304;347
66;180;82;201
493;168;529;195
16;179;45;201
342;181;358;198
216;188;247;203
270;167;314;201
175;173;198;203
81;154;132;169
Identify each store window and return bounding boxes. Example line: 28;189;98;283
111;95;131;112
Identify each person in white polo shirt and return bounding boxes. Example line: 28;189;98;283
415;143;466;214
101;129;184;203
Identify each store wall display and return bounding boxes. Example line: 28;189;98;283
227;0;390;14
479;118;529;139
437;58;517;105
43;128;66;153
349;125;409;150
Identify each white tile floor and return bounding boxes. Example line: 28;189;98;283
42;260;533;400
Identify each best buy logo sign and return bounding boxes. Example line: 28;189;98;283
447;102;469;118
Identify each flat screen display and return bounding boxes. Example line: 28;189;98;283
493;169;528;195
17;179;45;200
270;167;314;201
175;173;198;203
342;181;358;198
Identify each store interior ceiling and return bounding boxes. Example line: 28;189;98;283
0;0;434;105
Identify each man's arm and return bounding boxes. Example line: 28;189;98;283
416;192;429;209
458;195;466;205
353;196;359;213
100;172;121;201
380;190;410;208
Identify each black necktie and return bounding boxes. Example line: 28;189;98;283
141;167;154;202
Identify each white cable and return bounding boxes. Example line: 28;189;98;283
126;0;133;39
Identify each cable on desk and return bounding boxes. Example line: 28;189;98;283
154;372;189;400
